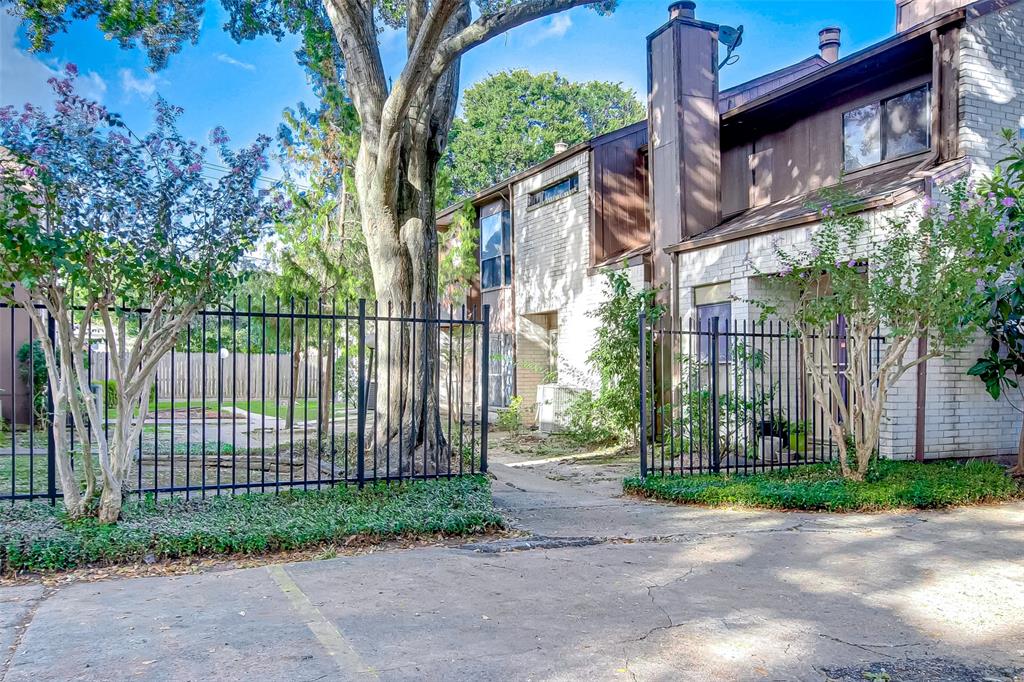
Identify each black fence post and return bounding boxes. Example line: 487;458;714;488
356;299;366;489
709;316;721;474
638;310;648;479
479;305;490;474
46;312;57;505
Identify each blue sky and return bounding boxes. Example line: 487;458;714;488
2;0;898;180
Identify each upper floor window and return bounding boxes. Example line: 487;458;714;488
528;173;579;208
480;201;511;290
843;85;930;172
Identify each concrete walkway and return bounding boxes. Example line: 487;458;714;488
2;458;1024;681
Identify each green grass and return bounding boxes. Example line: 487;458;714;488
624;460;1021;512
0;476;502;573
0;454;52;496
98;398;350;419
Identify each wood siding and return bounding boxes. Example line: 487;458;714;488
591;124;650;264
720;63;934;219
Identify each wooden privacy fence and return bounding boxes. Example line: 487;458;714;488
91;351;326;401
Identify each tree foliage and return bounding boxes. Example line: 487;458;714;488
446;69;643;197
566;268;663;446
967;130;1024;475
762;166;1020;480
9;0;620;472
0;68;273;521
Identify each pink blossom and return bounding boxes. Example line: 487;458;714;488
21;166;37;179
1001;196;1016;208
186;162;202;173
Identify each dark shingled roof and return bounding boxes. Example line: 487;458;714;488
666;157;974;253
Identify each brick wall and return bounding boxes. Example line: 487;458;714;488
674;194;1022;460
512;150;646;420
958;1;1024;173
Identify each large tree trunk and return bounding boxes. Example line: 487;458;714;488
351;7;467;479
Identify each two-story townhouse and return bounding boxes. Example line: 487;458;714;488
437;122;651;425
440;0;1024;452
656;0;1023;459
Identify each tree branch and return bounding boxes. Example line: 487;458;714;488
322;0;388;141
377;0;462;165
433;0;602;73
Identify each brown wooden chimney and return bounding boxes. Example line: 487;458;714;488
647;1;721;295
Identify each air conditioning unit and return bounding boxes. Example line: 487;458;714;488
535;383;582;433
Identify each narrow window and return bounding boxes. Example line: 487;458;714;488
479;201;511;290
528;173;579;207
843;103;881;171
883;87;930;159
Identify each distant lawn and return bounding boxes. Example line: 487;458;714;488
624;460;1021;512
1;476;502;574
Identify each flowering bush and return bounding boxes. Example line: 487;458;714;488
0;66;274;521
968;131;1024;475
760;159;1021;480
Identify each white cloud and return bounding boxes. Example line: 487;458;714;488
0;12;107;109
526;14;573;45
119;68;158;98
215;53;255;71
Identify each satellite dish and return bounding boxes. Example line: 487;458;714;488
718;24;744;69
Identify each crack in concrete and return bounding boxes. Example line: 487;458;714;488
619;567;697;644
817;633;926;658
459;535;607;553
1;586;57;682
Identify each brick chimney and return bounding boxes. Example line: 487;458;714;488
647;1;721;294
818;27;841;63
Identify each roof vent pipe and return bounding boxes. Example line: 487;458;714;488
818;26;841;63
668;0;696;20
553;141;569;154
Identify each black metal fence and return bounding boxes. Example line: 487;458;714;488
1;299;490;503
639;314;883;477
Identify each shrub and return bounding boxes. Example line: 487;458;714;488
565;267;664;446
497;395;524;432
16;341;48;425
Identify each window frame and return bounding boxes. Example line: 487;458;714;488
842;84;931;174
527;173;580;209
479;201;511;291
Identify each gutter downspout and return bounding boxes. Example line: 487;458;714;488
913;29;943;173
913;29;942;461
502;179;516;402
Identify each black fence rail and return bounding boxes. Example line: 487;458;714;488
639;314;882;477
1;299;490;503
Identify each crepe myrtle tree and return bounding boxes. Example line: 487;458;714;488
760;178;1018;481
968;131;1024;475
0;67;273;521
10;0;618;476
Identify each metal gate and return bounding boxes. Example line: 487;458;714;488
639;313;882;477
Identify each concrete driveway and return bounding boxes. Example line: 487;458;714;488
2;454;1023;681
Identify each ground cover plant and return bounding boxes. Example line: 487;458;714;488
0;476;501;574
624;460;1019;512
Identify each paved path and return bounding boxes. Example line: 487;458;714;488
2;457;1024;681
